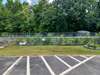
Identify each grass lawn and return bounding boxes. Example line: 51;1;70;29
0;45;100;56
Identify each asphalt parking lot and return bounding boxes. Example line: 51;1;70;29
0;55;100;75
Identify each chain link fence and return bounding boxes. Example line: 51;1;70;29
0;32;99;37
0;32;99;49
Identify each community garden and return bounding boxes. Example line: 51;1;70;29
0;32;99;56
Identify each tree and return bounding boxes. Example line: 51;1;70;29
52;0;98;32
96;0;100;32
32;0;49;32
0;0;99;34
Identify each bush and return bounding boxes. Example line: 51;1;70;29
15;37;100;46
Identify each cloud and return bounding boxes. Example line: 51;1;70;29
49;0;54;3
27;0;32;5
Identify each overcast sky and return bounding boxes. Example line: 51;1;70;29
3;0;53;4
3;0;38;4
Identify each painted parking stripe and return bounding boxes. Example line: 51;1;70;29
54;55;71;68
3;56;23;75
27;56;30;75
40;56;55;75
68;55;81;62
80;55;88;59
59;56;96;75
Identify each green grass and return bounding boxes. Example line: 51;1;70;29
0;45;100;56
97;44;100;47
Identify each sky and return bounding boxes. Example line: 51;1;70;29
2;0;54;5
2;0;38;4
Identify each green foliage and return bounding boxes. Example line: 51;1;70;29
16;37;99;46
0;0;100;33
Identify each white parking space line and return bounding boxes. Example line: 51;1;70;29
40;56;56;75
59;56;96;75
68;55;81;63
27;56;30;75
3;56;23;75
54;55;71;68
80;55;88;59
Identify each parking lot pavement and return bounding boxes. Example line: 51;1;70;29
7;57;26;75
58;56;78;66
0;57;18;75
30;56;51;75
1;55;100;75
73;56;86;61
44;56;69;75
65;56;100;75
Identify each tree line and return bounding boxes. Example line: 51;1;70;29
0;0;100;34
